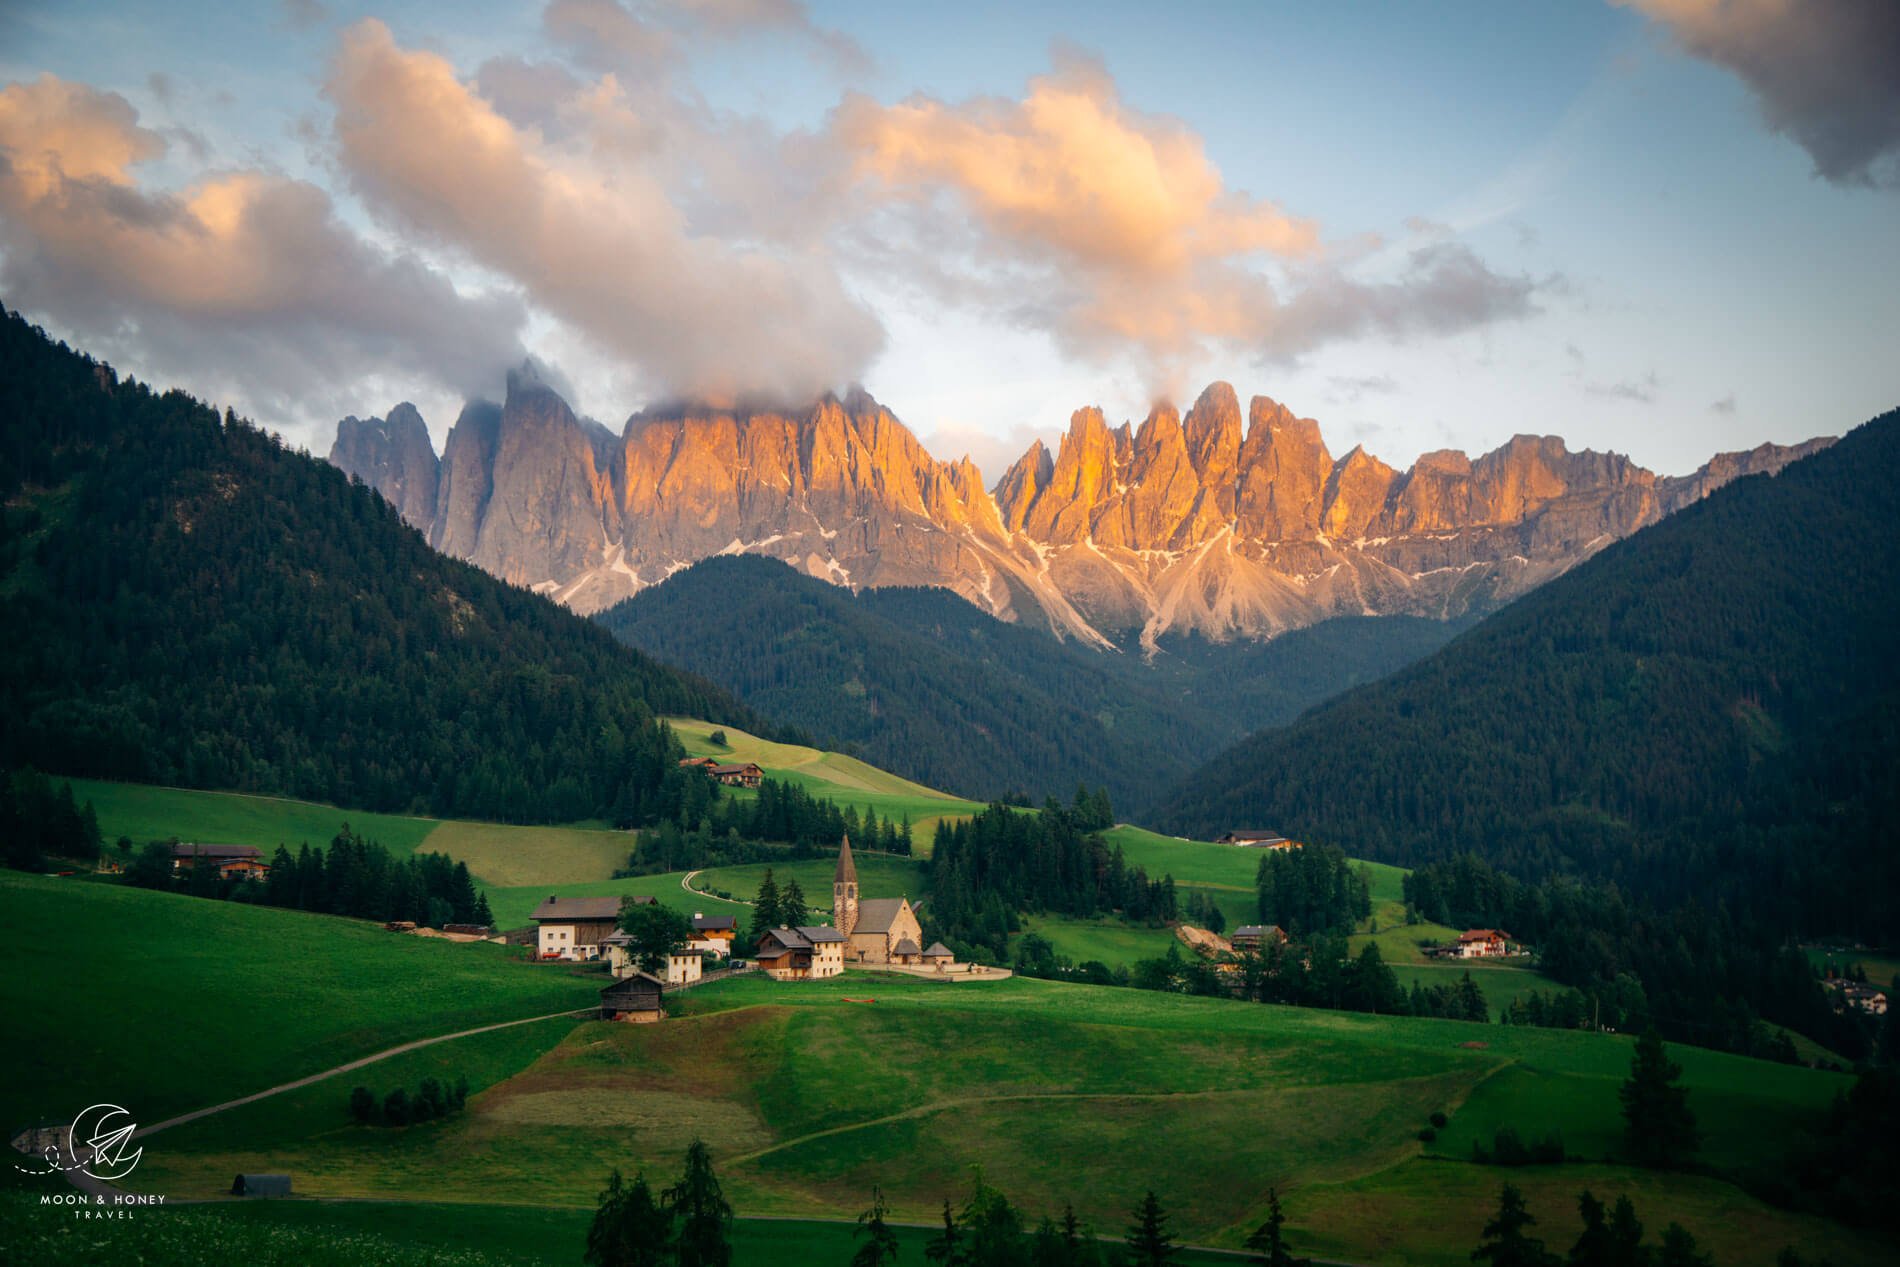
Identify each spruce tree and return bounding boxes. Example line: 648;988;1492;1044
852;1185;900;1267
1619;1028;1698;1168
1244;1187;1305;1266
1471;1184;1557;1267
781;877;809;927
584;1169;671;1267
665;1139;732;1267
1566;1191;1610;1267
1656;1224;1711;1267
924;1197;961;1267
1605;1196;1645;1267
751;868;781;936
1126;1191;1176;1267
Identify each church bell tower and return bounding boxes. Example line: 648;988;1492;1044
834;834;859;937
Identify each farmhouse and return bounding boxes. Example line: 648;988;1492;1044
832;836;931;965
1455;929;1511;958
677;756;720;773
1833;982;1888;1015
756;925;847;979
1230;924;1287;952
689;913;737;956
531;894;653;961
601;933;704;986
600;973;664;1022
1214;830;1298;849
709;761;764;789
170;843;271;881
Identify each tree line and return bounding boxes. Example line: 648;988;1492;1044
924;794;1176;962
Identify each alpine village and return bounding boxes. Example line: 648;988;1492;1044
3;4;1899;1267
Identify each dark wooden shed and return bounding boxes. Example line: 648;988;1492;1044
600;972;664;1022
230;1173;293;1197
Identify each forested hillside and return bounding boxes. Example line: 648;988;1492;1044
0;307;775;824
1154;407;1900;1053
597;554;1461;807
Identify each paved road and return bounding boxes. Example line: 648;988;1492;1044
131;1007;593;1140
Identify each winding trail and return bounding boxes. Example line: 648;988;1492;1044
130;1007;594;1140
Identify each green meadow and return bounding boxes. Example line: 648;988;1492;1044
0;871;598;1128
64;776;440;857
107;965;1883;1266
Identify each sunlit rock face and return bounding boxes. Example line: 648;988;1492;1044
331;378;1832;648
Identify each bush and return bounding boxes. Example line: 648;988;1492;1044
1472;1126;1565;1166
349;1085;376;1123
1418;1127;1437;1143
709;730;728;747
382;1088;409;1126
1430;1111;1448;1129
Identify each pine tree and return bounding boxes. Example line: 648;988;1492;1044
751;868;781;936
1620;1028;1698;1168
1126;1191;1176;1267
852;1185;900;1267
1471;1184;1557;1267
665;1139;732;1267
781;877;809;927
924;1197;962;1267
1566;1191;1611;1267
1244;1187;1305;1266
584;1169;671;1267
1605;1196;1646;1267
1655;1224;1711;1267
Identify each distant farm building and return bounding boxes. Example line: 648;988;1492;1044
689;913;738;956
709;762;764;789
600;973;665;1022
1214;831;1298;849
443;923;492;937
1230;924;1288;952
756;925;847;980
601;933;705;986
1833;982;1889;1015
171;843;270;881
230;1174;292;1197
678;756;720;773
923;942;955;968
531;895;653;961
1455;929;1511;959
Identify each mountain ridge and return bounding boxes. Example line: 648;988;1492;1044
330;374;1831;647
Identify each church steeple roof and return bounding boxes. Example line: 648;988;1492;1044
835;834;857;886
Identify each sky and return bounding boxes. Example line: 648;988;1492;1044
1;0;1895;481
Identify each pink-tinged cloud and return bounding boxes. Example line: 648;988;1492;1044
833;55;1541;383
1616;0;1900;186
325;18;882;406
0;73;525;428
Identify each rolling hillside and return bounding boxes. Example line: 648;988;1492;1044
0;305;774;826
1157;406;1900;946
597;553;1463;808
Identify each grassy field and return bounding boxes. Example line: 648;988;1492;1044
64;776;440;856
1012;914;1179;968
0;871;599;1128
111;964;1884;1265
669;718;986;841
1805;946;1900;986
693;853;928;910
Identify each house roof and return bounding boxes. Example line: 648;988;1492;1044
679;756;718;767
923;942;953;958
759;927;810;952
892;938;922;956
601;972;664;997
710;762;761;776
692;915;737;932
532;896;640;922
1220;830;1285;841
1458;929;1507;942
796;925;847;944
853;898;911;934
171;843;263;859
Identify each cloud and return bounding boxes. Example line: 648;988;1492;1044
0;73;527;430
1616;0;1900;186
324;19;882;407
544;0;868;80
1585;371;1661;403
833;54;1542;385
1328;373;1399;401
918;421;1058;488
281;0;328;31
1710;393;1737;414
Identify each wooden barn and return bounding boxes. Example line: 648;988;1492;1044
709;762;764;789
600;973;665;1022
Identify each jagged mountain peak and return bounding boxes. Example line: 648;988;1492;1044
330;374;1834;646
